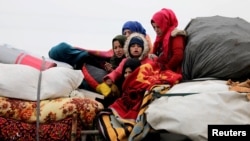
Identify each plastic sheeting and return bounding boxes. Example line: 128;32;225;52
182;16;250;80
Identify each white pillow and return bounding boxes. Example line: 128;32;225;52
0;63;83;101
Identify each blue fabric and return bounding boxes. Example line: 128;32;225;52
122;21;146;36
129;37;144;48
48;42;89;69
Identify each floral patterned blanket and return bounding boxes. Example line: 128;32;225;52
0;116;82;141
0;96;103;127
0;96;104;140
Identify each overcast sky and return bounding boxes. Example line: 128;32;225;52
1;0;250;57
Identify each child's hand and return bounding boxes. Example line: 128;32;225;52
104;62;113;72
148;53;158;60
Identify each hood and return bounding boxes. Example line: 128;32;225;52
122;21;146;36
151;8;178;35
112;35;127;49
123;32;149;60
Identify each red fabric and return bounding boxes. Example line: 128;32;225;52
151;8;184;73
75;47;113;58
165;35;185;73
15;53;57;70
82;64;99;89
109;62;182;119
0;116;82;141
103;56;155;83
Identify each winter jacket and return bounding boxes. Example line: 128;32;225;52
151;8;186;73
103;33;155;83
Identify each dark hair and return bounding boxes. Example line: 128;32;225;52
112;35;127;49
122;58;141;75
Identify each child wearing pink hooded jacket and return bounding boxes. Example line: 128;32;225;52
103;32;155;87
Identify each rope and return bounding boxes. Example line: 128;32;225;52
36;56;46;141
152;91;198;98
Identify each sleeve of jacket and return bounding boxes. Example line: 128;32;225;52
103;58;127;83
166;35;185;71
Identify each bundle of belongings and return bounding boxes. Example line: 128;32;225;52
0;48;104;140
97;15;250;141
182;15;250;80
1;15;250;141
144;16;250;141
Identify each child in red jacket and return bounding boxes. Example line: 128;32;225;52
151;8;187;74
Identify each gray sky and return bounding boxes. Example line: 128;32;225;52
1;0;250;57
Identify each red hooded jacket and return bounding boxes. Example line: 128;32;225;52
151;8;185;73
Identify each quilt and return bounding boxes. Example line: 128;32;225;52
0;95;104;140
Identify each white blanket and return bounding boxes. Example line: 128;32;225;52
146;80;250;141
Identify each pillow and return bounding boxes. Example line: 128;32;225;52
0;63;83;101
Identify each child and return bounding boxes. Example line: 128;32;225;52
98;33;154;107
122;21;153;53
122;58;141;79
103;32;154;87
151;8;186;73
104;35;127;72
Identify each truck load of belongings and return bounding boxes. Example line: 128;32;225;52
182;15;250;81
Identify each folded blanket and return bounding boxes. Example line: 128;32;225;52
0;96;103;128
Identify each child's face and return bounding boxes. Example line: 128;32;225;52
152;22;163;36
113;40;124;58
124;67;133;78
123;29;132;37
129;44;143;58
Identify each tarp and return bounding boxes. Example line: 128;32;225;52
182;16;250;80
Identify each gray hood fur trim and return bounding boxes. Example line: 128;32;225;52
124;32;150;60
